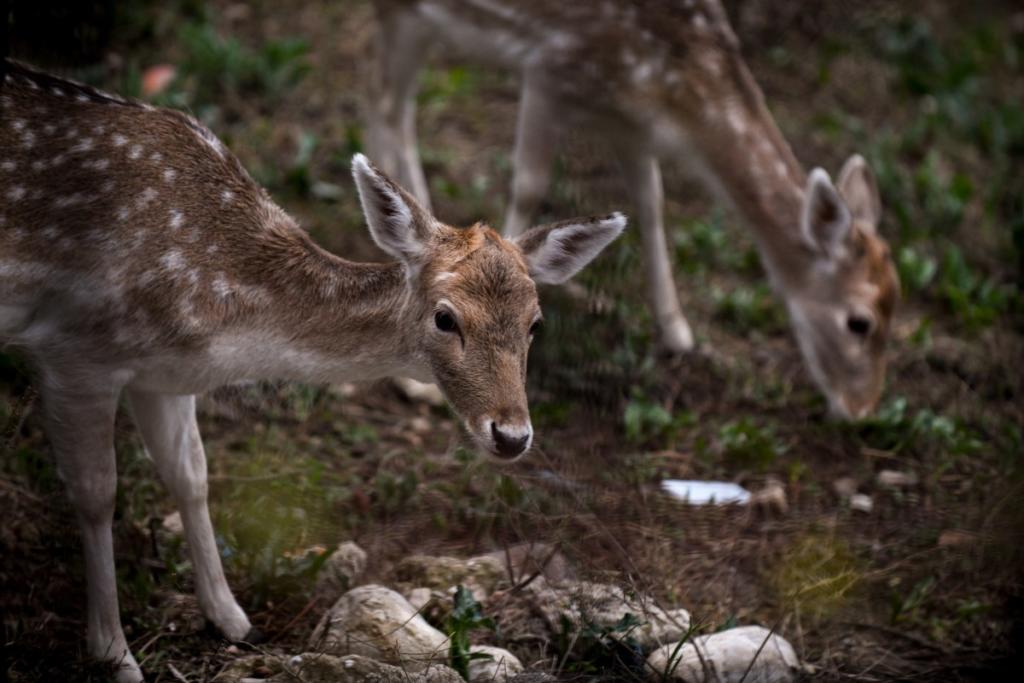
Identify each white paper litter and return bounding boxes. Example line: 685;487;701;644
660;480;751;505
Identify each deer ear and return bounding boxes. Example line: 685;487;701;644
352;154;435;262
515;213;627;284
801;167;851;256
837;154;881;231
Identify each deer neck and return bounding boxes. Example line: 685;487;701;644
204;227;425;387
663;57;816;293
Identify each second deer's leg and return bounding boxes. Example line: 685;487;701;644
127;390;252;642
42;377;141;683
365;7;433;208
614;148;694;352
503;79;562;237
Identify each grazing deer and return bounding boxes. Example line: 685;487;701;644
366;0;900;418
0;60;623;681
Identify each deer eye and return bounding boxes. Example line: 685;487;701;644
529;319;542;336
434;310;458;333
847;315;872;336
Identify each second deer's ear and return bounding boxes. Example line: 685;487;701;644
837;154;882;231
352;154;436;262
801;167;851;257
515;213;627;284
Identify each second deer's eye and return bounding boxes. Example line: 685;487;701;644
529;319;542;336
847;315;872;336
435;310;458;333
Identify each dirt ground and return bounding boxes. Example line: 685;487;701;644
2;1;1022;681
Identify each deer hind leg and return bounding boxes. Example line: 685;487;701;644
614;148;695;352
365;6;433;208
503;78;562;238
126;390;252;642
42;377;141;682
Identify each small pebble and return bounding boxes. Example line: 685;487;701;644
876;469;919;489
832;477;858;500
850;493;873;513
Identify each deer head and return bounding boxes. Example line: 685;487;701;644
352;154;625;459
787;155;899;419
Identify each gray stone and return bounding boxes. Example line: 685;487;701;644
646;625;799;682
528;579;691;650
309;585;449;672
215;653;461;682
468;645;524;682
315;541;368;601
393;553;508;604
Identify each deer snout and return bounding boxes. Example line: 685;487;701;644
486;419;533;460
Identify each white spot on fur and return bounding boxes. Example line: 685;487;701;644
163;168;177;183
129;144;143;160
42;226;59;240
221;190;235;204
160;250;186;272
212;274;233;298
112;133;128;147
43;123;56;135
22;131;36;149
137;187;159;208
433;272;457;284
51;87;65;97
11;119;26;132
150;152;163;162
76;93;90;103
169;209;184;230
117;206;130;221
725;105;747;134
6;186;26;201
1;160;16;172
93;124;106;135
71;137;95;153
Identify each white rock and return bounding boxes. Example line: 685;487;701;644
315;542;368;600
468;645;524;682
876;469;919;489
832;477;858;500
214;652;461;682
646;626;799;682
309;585;449;671
529;579;691;650
750;480;787;515
393;553;508;604
406;587;434;612
850;493;873;513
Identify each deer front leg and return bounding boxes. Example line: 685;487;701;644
365;7;433;209
614;148;694;352
126;391;252;642
503;78;562;238
42;379;141;682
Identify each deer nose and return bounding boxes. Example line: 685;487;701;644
490;421;532;459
